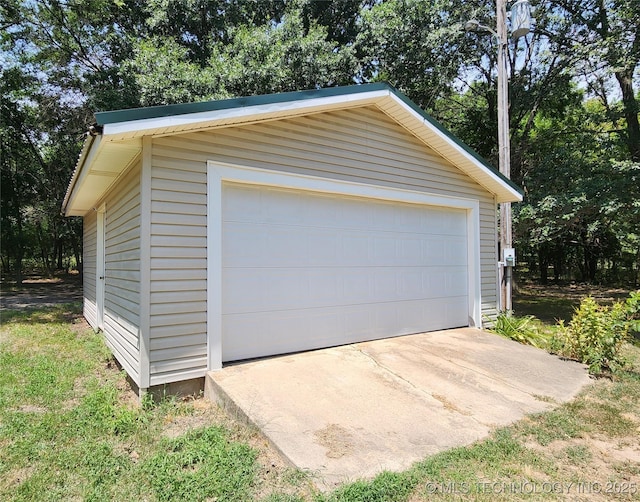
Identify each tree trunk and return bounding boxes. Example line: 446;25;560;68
553;248;563;282
36;221;52;275
615;69;640;162
56;239;64;270
15;219;24;286
538;246;549;284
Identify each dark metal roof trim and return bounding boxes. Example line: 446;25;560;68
93;81;522;197
94;83;390;125
384;86;522;195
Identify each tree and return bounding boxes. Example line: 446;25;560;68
357;0;474;111
549;0;640;161
515;96;639;283
0;67;41;282
0;0;145;278
124;5;359;105
1;0;638;285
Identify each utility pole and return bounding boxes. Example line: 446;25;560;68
465;1;533;313
496;0;512;312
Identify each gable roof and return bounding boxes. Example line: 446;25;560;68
62;83;522;216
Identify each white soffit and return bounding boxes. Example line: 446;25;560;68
64;137;141;216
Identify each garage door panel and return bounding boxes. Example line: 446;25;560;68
225;221;463;269
225;266;464;314
371;203;398;231
223;184;264;221
337;197;372;228
423;267;468;297
423;240;446;263
268;226;309;265
222;296;469;362
223;269;265;312
396;204;424;229
222;222;267;264
221;183;470;362
444;236;469;263
446;268;469;297
440;210;468;235
400;236;423;262
307;228;340;265
444;296;470;326
342;233;370;262
372;235;398;262
304;192;342;223
224;268;309;313
265;189;306;223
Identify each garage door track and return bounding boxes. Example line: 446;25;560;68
205;328;592;489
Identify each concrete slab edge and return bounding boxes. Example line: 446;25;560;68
204;371;298;470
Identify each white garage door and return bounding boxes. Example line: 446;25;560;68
221;182;469;361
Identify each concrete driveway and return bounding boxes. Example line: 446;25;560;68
205;328;592;489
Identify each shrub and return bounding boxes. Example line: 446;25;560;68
624;291;640;338
490;313;547;348
552;297;629;374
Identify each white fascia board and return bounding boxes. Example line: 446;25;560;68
63;134;103;216
385;94;523;203
102;90;391;140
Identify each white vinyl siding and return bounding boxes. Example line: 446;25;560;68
148;153;208;385
103;161;141;384
149;105;499;384
83;209;98;329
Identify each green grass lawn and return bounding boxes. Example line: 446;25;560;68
0;305;305;501
1;303;639;501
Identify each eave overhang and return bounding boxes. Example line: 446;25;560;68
62;83;522;217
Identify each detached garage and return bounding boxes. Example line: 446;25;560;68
62;83;522;394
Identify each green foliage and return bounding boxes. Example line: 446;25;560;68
126;8;358;107
124;36;229;106
563;444;592;465
141;427;257;502
489;313;548;348
2;302;640;500
358;0;468;110
0;304;274;501
73;377;146;436
552;296;630;374
624;290;640;335
519;406;585;446
513;98;640;284
320;470;417;502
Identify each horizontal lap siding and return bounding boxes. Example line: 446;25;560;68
104;162;141;384
149;105;499;383
83;210;98;329
149;152;208;385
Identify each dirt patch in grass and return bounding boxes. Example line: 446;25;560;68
523;434;640;501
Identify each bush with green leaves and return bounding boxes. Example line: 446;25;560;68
552;296;630;374
624;291;640;337
489;313;548;348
